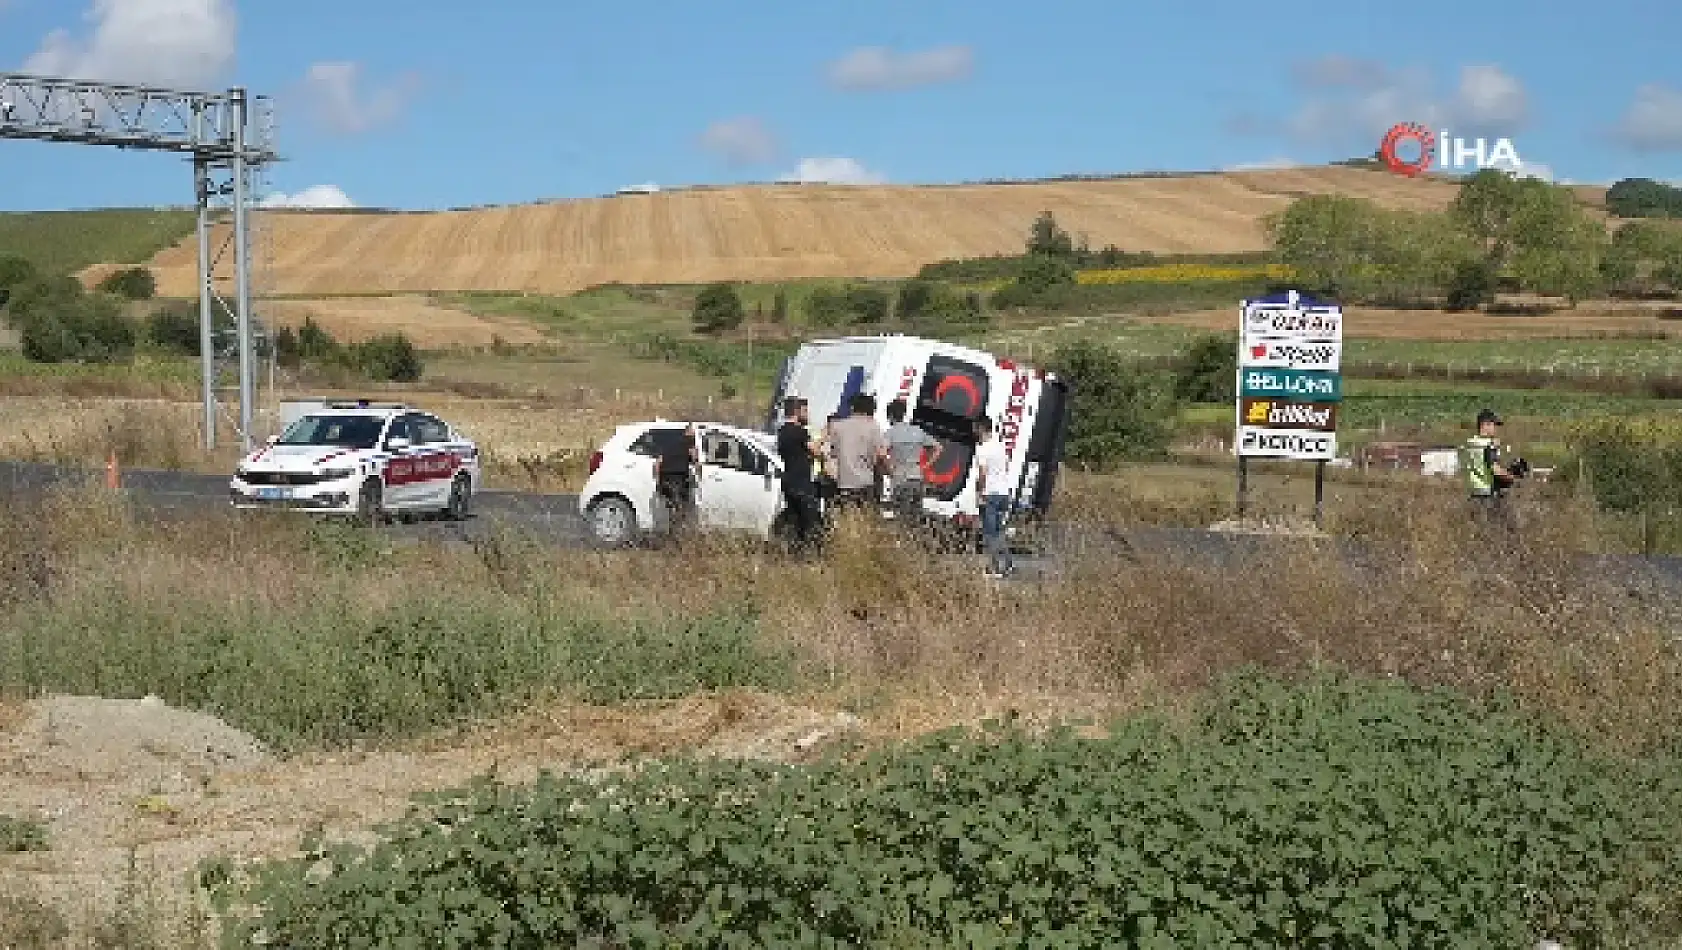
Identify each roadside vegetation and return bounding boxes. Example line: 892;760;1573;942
2;479;1681;944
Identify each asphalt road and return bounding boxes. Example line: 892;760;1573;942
4;459;1681;599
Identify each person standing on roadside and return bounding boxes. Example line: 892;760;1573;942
777;397;823;553
828;392;888;513
884;397;936;527
974;417;1014;578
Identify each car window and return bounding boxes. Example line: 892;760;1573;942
275;414;385;450
629;426;688;458
411;414;450;443
701;431;741;469
385;416;412;445
702;431;769;475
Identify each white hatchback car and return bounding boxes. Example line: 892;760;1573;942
229;400;482;522
579;420;788;545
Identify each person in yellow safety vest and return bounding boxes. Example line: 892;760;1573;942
1461;408;1516;524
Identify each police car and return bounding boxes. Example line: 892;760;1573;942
229;400;482;522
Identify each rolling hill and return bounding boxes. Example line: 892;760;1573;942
135;166;1505;298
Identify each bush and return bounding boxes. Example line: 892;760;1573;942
9;281;137;364
1566;418;1682;516
803;283;891;327
692;282;744;335
96;266;156;300
0;255;38;292
1606;178;1682;219
349;332;423;382
1174;332;1236;403
1048;338;1178;467
896;278;987;328
215;671;1682;948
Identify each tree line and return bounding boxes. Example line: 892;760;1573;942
0;256;422;382
691;280;987;336
1267;169;1682;308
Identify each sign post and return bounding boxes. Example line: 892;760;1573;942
1234;289;1344;528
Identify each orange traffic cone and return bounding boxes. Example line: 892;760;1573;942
105;450;120;490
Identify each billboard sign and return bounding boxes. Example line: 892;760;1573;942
1236;290;1343;462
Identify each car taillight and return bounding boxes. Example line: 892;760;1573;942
588;450;602;474
997;359;1016;371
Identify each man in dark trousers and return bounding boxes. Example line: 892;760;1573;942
777;397;823;553
653;423;699;532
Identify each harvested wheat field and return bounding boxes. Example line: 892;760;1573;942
138;167;1483;297
258;295;554;348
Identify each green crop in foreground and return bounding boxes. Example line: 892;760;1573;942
216;671;1682;948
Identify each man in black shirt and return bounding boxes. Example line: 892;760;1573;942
776;397;821;553
653;424;698;532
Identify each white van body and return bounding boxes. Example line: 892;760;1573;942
762;335;1072;522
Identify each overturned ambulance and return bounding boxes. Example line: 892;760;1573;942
763;334;1072;525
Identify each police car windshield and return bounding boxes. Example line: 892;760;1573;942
276;414;384;449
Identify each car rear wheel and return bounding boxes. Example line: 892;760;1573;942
587;495;637;547
445;473;471;521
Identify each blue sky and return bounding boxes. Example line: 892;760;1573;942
0;0;1678;211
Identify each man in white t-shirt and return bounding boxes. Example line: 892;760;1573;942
973;417;1013;577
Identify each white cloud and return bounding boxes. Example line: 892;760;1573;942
698;116;778;165
295;61;420;136
1614;83;1682;151
260;184;354;209
20;0;236;89
1508;161;1554;182
1223;157;1302;171
1255;57;1530;146
826;45;973;92
777;157;885;185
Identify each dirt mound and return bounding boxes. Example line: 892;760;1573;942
1;694;268;784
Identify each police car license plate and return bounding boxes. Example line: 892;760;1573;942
256;486;292;500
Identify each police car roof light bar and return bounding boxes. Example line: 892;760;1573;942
324;399;408;410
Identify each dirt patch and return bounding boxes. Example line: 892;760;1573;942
0;691;868;939
259;295;554;349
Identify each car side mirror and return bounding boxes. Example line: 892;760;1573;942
386;436;411;451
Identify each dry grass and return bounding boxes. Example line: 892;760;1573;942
259;295;555;348
0;391;764;492
131;167;1483;297
0;472;1676;943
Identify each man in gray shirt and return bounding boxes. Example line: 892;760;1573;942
828;392;887;511
884;397;937;526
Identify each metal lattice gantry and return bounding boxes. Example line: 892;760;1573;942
0;71;279;451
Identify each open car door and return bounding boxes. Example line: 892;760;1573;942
696;428;781;534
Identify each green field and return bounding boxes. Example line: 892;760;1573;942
0;208;195;277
